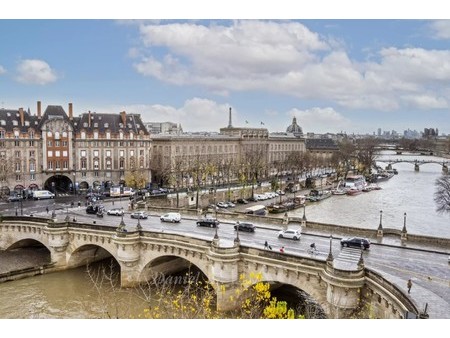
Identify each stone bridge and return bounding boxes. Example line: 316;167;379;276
0;216;419;319
377;158;449;173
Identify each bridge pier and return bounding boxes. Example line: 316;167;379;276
443;163;448;174
414;162;420;171
44;223;70;267
207;243;241;312
386;164;392;170
113;230;142;287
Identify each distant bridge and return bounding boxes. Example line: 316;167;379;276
376;158;449;173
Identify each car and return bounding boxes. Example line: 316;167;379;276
226;201;236;208
340;237;371;250
216;202;228;208
278;229;301;240
7;194;23;202
196;218;220;228
234;222;256;232
160;212;181;223
130;211;148;219
86;204;103;214
236;198;248;204
107;208;124;216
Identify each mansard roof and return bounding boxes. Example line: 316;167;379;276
75;112;149;135
0;108;40;133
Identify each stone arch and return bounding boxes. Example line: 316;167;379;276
66;243;120;270
139;253;215;291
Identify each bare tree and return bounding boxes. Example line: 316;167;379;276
434;175;450;214
356;137;379;176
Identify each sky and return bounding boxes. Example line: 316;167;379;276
1;2;450;136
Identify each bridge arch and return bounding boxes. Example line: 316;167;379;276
67;243;119;270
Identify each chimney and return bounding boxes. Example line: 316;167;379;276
19;107;24;126
68;103;73;120
227;107;233;128
88;111;91;128
37;101;41;119
120;111;126;125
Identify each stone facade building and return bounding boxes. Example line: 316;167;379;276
0;102;150;197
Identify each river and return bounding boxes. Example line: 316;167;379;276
290;151;450;239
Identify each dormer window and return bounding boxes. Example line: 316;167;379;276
12;120;18;126
93;122;98;128
104;123;109;128
83;122;88;128
0;120;5;126
25;121;30;126
119;123;123;128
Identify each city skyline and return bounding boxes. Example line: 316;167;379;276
1;7;450;136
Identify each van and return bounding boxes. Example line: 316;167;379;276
32;190;55;200
244;205;267;216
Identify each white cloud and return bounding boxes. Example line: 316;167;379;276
0;65;6;75
131;20;450;113
99;98;233;132
287;107;351;134
15;59;58;85
429;20;450;39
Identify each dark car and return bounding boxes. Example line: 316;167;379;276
86;205;103;214
236;198;248;204
340;237;371;250
196;218;220;228
7;194;23;202
234;222;255;232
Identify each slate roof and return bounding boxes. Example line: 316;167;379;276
0;108;40;133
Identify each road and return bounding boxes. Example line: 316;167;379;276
1;195;449;318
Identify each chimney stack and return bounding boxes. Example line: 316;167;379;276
88;111;91;128
19;107;24;126
120;111;126;125
37;101;41;119
68;103;73;120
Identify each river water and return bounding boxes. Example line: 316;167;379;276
0;150;449;319
290;151;450;239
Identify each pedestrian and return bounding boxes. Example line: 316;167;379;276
280;246;285;253
264;241;269;249
46;206;49;214
407;279;412;294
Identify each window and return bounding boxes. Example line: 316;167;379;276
81;159;87;170
29;161;35;171
120;150;124;157
82;172;86;178
63;161;68;169
62;141;67;147
48;161;53;170
29;140;34;146
15;151;21;158
55;132;60;139
16;174;21;181
30;173;35;181
55;140;60;147
56;161;61;170
48;140;52;147
94;131;98;139
106;150;111;157
48;150;53;157
94;171;99;177
81;150;86;157
130;150;134;157
63;151;68;157
47;131;52;137
94;160;99;170
55;151;60;157
14;140;20;147
94;150;99;157
62;131;67;138
119;141;124;147
106;132;111;139
0;130;4;138
119;159;124;169
15;162;21;171
81;132;86;139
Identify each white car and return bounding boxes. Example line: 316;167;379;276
278;229;301;240
107;208;124;216
160;212;181;223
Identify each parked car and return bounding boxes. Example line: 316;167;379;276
107;208;124;216
278;229;301;240
234;222;256;232
226;201;236;208
130;211;148;219
216;202;228;208
236;198;248;204
196;218;220;228
340;237;371;250
7;194;23;202
160;212;181;223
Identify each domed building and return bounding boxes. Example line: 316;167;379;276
286;116;303;137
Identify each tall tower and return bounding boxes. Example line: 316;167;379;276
227;107;233;128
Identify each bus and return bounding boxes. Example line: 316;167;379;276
244;204;267;216
110;186;135;198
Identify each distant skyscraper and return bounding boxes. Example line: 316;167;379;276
377;128;381;136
